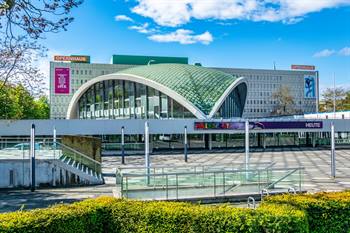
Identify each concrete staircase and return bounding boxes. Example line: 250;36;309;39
53;155;104;185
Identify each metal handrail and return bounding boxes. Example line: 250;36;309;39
57;142;101;165
247;196;256;209
119;166;304;200
120;167;303;177
288;187;297;194
117;162;273;170
265;168;301;189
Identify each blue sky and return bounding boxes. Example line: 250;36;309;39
41;0;350;92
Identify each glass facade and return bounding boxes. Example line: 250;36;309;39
101;131;350;153
77;80;195;119
217;83;247;118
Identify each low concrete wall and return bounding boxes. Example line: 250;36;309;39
0;159;84;189
62;136;101;162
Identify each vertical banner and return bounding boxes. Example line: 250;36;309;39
54;67;70;94
304;75;316;98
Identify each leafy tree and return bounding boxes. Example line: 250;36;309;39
271;86;301;116
0;81;49;119
0;0;83;95
320;87;347;112
33;96;50;119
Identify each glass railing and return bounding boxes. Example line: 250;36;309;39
102;142;145;151
116;163;303;200
0;138;101;175
0;138;61;160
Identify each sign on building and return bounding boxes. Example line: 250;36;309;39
54;68;70;94
291;65;316;70
54;55;90;63
194;121;323;130
304;75;316;98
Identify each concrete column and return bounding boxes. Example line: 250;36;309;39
263;134;266;149
204;134;209;149
257;133;261;147
209;134;212;150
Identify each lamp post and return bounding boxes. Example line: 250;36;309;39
331;122;336;178
121;126;125;164
53;126;57;187
245;120;250;179
147;60;156;66
145;121;150;185
245;120;250;170
184;126;188;162
30;123;36;192
333;73;336;118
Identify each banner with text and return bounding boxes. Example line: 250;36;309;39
194;121;323;130
304;75;316;98
54;67;70;94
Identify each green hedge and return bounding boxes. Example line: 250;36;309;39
0;197;308;233
263;191;350;233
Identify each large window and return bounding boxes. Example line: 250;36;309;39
78;80;194;119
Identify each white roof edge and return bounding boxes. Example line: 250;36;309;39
208;77;247;118
66;73;207;119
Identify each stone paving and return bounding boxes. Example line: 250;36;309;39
103;148;350;192
1;148;349;213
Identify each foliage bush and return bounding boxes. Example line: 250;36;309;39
263;190;350;233
0;197;308;233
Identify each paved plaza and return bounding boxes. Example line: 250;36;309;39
1;148;350;212
105;148;350;192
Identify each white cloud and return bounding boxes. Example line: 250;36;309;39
115;14;134;22
131;0;350;27
313;49;336;58
339;47;350;56
148;29;213;45
128;23;156;34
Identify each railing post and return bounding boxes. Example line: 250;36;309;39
176;174;178;200
166;174;168;200
30;123;36;192
299;168;302;192
258;169;261;192
53;126;56;159
214;172;216;197
125;176;128;198
223;172;225;195
121;175;124;198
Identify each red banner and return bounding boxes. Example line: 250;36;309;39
291;65;315;70
54;68;70;94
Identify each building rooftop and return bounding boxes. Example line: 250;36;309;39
117;63;240;115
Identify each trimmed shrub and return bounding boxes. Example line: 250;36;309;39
0;197;308;233
262;191;350;233
107;200;308;232
0;197;114;233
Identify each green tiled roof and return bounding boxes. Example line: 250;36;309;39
117;64;238;115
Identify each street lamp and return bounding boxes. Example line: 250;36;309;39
147;60;156;66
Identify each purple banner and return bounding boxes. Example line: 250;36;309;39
54;67;70;94
194;121;323;130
